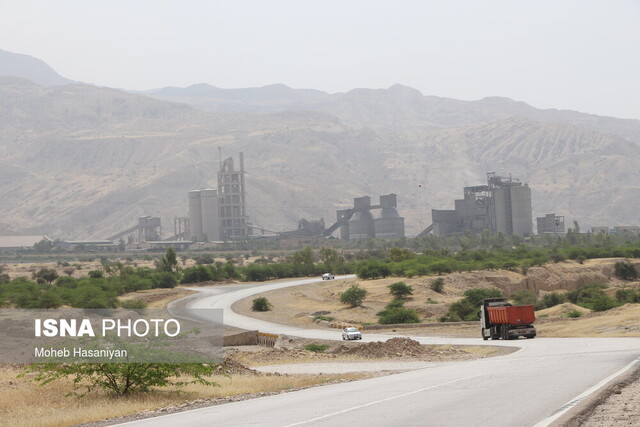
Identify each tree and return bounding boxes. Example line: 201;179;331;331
339;285;368;307
22;362;221;396
32;268;59;284
614;262;638;280
388;247;412;262
251;297;272;312
510;290;538;306
157;247;178;273
377;300;420;324
388;281;413;299
430;278;445;293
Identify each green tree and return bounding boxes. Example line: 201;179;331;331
614;262;638;280
22;362;221;396
388;247;413;262
157;247;178;273
32;268;59;284
510;290;538;306
339;285;368;307
377;300;420;324
251;296;272;312
388;281;413;299
430;277;445;293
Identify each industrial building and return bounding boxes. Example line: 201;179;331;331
324;194;404;241
537;214;565;234
188;188;220;241
218;152;248;239
188;152;248;242
430;173;533;237
107;216;162;242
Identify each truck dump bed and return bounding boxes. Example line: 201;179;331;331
487;305;535;325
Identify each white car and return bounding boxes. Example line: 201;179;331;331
342;327;362;340
322;273;335;280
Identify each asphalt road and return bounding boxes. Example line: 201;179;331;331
120;276;640;427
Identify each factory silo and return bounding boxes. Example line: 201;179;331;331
188;190;204;241
510;184;533;236
349;211;375;240
200;188;220;241
374;194;405;238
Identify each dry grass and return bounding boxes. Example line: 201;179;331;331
537;304;640;337
0;364;369;427
118;287;197;308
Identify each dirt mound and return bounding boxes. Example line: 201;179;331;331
332;337;471;360
218;355;262;375
538;302;591;318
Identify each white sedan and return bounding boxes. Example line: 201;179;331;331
322;273;335;280
342;327;362;340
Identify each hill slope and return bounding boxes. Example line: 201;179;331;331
0;49;75;86
2;78;640;239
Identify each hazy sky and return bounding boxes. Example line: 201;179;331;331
2;0;639;119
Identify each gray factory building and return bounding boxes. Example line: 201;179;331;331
337;194;405;240
188;152;246;242
431;173;533;237
537;214;565;234
188;189;220;242
218;152;248;239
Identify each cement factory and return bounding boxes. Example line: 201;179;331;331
24;152;609;252
94;157;573;250
5;151;640;253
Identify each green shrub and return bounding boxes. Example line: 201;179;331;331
615;288;640;304
120;299;148;309
444;288;502;322
541;292;566;309
388;281;413;299
251;297;272;312
430;277;445;293
377;306;420;324
566;309;583;318
567;283;619;311
511;290;538;306
339;285;368;307
614;262;638;280
303;343;330;353
314;315;335;322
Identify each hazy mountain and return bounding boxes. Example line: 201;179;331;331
148;83;640;144
2;77;640;239
147;83;331;113
0;49;76;86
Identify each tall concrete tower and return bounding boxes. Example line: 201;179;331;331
217;152;248;239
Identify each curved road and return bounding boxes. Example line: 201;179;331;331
121;276;640;427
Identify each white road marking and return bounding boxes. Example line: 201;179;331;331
281;374;483;427
533;357;640;427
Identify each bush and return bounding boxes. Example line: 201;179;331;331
614;262;638;280
377;302;420;324
541;292;566;309
444;288;502;322
251;297;272;312
430;277;445;293
119;299;148;309
566;309;583;318
314;315;335;322
510;290;538;306
567;283;618;311
303;343;330;353
339;285;368;307
616;288;640;304
388;282;413;299
355;260;391;279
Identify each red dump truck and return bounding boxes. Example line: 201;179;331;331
480;297;536;340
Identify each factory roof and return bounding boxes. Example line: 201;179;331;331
0;235;50;248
